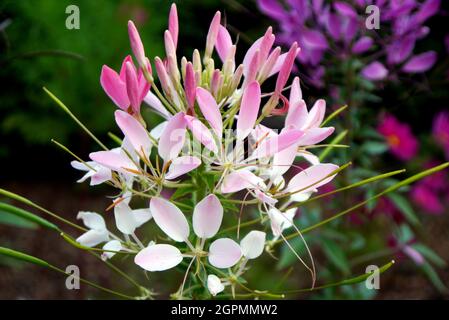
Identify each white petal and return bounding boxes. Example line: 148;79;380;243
134;244;183;271
268;208;296;237
76;211;107;230
240;231;266;259
150;121;168;140
285;163;338;194
207;274;225;296
193;194;223;239
101;240;122;260
208;238;242;268
144;91;171;119
132;208;152;228
150;197;190;242
114;201;138;235
76;229;109;247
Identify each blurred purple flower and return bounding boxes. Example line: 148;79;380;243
377;113;418;161
388;234;425;266
411;160;448;215
361;61;388;80
258;0;440;86
432;111;449;158
411;183;444;214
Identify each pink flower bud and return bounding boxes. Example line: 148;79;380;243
164;30;177;59
275;42;298;93
125;61;140;114
168;3;179;49
205;11;221;61
184;62;196;109
127;21;147;68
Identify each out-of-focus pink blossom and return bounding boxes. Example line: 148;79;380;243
411;183;444;215
377;114;418;161
432;111;449;159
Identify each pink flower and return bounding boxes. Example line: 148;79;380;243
411;183;444;215
432;111;449;159
377;114;418;161
100;55;151;117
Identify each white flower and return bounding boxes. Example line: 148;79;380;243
207;274;225;296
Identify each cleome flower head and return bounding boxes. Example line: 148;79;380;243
70;2;341;297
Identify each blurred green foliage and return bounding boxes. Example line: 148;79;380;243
0;0;169;151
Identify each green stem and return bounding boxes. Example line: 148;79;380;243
43;87;108;151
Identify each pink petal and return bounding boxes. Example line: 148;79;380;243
243;50;260;87
144;91;170;118
100;65;129;110
258;27;275;63
205;11;221;58
208;238;242;268
193;194;223;239
134;244;183;271
296;127;334;146
216;25;233;62
254;189;278;205
243;38;262;77
286;163;339;194
268;51;287;78
150;197;190;242
275;42;298;93
89;150;138;174
403;245;425;265
164;30;176;58
158;112;187;162
115;110;151;157
237;81;261;140
272;141;299;177
125;61;140;113
249;129;304;160
289;77;303;105
286;100;308;129
185;115;218;153
221;169;265;193
402;51;437;73
302;99;326;130
168;4;179;49
195;87;223;137
165;156;201;180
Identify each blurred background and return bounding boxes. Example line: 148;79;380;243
0;0;448;299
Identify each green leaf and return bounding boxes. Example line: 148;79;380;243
0;202;59;231
283;260;395;294
362;141;388;155
421;262;448;293
0;247;50;268
387;193;420;226
321;238;350;275
413;244;446;268
0;211;38;229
